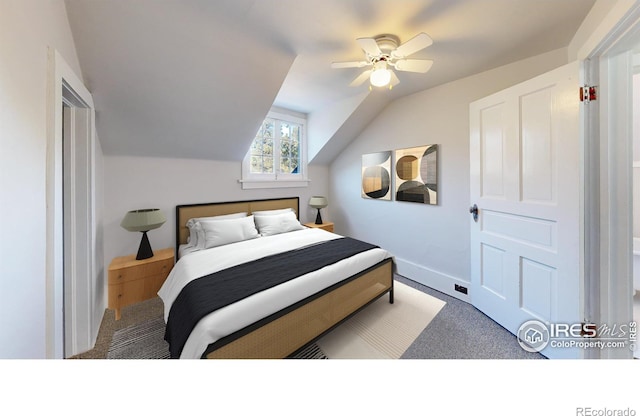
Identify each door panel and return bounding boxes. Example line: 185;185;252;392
521;87;556;204
521;257;555;322
470;61;583;359
480;243;506;298
480;103;507;199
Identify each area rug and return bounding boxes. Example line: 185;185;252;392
107;316;327;359
107;281;445;359
316;281;446;358
107;316;169;359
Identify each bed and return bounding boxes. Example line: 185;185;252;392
159;197;394;359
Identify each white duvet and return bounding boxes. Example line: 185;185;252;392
158;228;392;359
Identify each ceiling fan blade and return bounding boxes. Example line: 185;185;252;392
349;70;372;87
389;70;400;87
394;59;434;73
391;32;433;58
356;37;382;57
331;61;368;69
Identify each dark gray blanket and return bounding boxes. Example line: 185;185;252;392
165;237;378;358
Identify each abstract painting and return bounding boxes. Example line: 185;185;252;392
394;145;438;204
361;151;392;200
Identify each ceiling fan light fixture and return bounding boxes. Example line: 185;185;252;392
334;32;433;89
370;61;391;87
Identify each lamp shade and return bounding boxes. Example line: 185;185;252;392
121;209;166;260
309;196;328;225
309;196;328;209
120;209;166;232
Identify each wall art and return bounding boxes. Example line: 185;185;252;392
361;151;392;200
394;145;438;204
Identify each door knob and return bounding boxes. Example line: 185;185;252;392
469;204;478;222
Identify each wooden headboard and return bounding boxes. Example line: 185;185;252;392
175;197;300;251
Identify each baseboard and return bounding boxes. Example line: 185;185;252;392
394;257;471;303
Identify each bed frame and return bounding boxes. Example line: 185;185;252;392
174;197;394;359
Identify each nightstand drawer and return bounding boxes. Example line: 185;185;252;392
109;272;169;310
107;248;175;320
108;258;172;284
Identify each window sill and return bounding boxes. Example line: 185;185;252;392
238;179;310;190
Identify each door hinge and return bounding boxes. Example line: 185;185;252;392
580;85;597;102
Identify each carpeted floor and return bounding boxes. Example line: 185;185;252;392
397;275;543;359
107;316;169;359
72;275;543;359
70;296;164;359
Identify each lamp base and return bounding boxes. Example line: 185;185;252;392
315;209;323;225
136;231;154;260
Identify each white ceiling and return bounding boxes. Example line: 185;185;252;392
64;0;596;163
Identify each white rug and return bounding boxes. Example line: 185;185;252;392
316;282;446;359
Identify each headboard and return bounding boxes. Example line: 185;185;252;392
175;197;300;254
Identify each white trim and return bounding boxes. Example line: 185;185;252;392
239;179;311;190
576;0;640;60
582;4;640;359
597;50;635;359
582;58;601;360
46;48;97;358
395;257;469;303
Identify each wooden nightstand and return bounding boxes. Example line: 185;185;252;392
304;222;334;232
108;248;174;320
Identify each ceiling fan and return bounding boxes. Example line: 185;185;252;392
332;33;434;89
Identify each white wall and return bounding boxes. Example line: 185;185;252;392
0;0;91;358
634;73;640;238
103;156;329;265
329;48;569;300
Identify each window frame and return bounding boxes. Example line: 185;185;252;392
240;109;309;189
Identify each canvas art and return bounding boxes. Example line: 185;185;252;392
361;151;392;200
394;145;438;204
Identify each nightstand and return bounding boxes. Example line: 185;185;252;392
108;248;174;320
304;222;334;232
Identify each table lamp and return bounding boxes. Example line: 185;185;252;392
120;208;166;260
309;196;328;225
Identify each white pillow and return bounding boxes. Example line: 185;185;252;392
252;208;294;216
186;212;247;248
194;222;206;250
254;211;305;236
200;215;259;249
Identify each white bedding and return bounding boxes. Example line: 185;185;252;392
178;243;197;259
158;228;392;359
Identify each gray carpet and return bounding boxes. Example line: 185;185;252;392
397;275;544;359
107;316;170;359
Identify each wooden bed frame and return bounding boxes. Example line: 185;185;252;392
175;197;394;359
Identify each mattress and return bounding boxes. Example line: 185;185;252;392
158;228;391;358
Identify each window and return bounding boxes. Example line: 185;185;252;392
241;109;309;189
250;118;301;175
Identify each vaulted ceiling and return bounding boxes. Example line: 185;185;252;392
64;0;596;164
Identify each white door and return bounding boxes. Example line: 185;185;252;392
469;61;583;359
